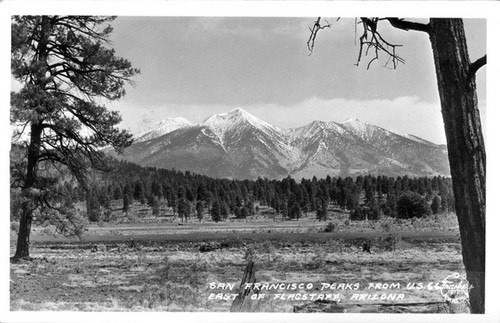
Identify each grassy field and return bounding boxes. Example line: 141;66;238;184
10;209;469;313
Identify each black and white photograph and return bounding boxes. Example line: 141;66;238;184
2;1;499;322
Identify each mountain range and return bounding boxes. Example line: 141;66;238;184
111;108;450;179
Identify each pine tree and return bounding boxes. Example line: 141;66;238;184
98;187;111;210
86;187;101;222
440;193;449;213
150;196;161;218
350;206;365;221
220;200;229;220
177;198;191;222
113;185;123;200
431;195;441;215
271;196;281;214
211;199;222;223
316;199;328;221
281;199;289;220
288;199;302;221
385;191;397;217
240;207;250;219
366;195;381;220
245;200;254;216
11;16;139;258
196;201;204;221
133;181;146;204
122;193;130;214
151;181;163;199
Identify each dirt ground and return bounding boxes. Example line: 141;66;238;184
10;214;470;313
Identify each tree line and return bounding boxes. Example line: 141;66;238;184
26;159;455;224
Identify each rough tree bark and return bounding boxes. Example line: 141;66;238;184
13;16;50;258
15;203;34;259
428;18;486;314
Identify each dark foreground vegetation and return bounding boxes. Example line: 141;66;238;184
11;158;455;234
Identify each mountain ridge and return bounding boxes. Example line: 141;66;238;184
115;108;449;179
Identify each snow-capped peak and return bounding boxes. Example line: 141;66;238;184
341;117;368;133
201;107;278;140
116;109;450;179
342;117;362;124
134;117;194;143
203;108;260;125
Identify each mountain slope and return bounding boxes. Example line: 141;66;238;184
113;108;450;179
134;117;194;143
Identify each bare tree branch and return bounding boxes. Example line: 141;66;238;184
469;54;487;79
307;17;336;55
356;18;404;69
386;18;431;33
308;17;432;70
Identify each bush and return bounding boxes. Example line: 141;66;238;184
324;222;336;233
378;233;401;251
305;251;326;270
261;241;275;263
378;219;401;251
156;256;171;282
396;192;431;219
223;233;244;248
126;213;139;223
349;207;364;221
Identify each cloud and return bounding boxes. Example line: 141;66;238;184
113;95;456;145
180;17;349;43
249;96;448;144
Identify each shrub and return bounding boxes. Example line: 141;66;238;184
324;222;336;233
126;213;139;223
396;192;431;219
378;233;401;251
378;219;401;251
349;207;364;221
261;241;275;263
223;233;244;248
156;256;171;282
305;251;326;270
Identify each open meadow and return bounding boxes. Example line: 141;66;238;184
10;208;469;313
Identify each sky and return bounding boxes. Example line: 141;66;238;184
105;17;486;145
13;16;487;145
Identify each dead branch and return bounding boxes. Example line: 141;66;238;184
307;17;336;55
469;54;487;79
308;17;432;70
386;18;431;33
357;18;404;69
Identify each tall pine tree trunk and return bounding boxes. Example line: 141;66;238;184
429;18;486;314
14;204;34;259
14;124;43;258
13;17;51;259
